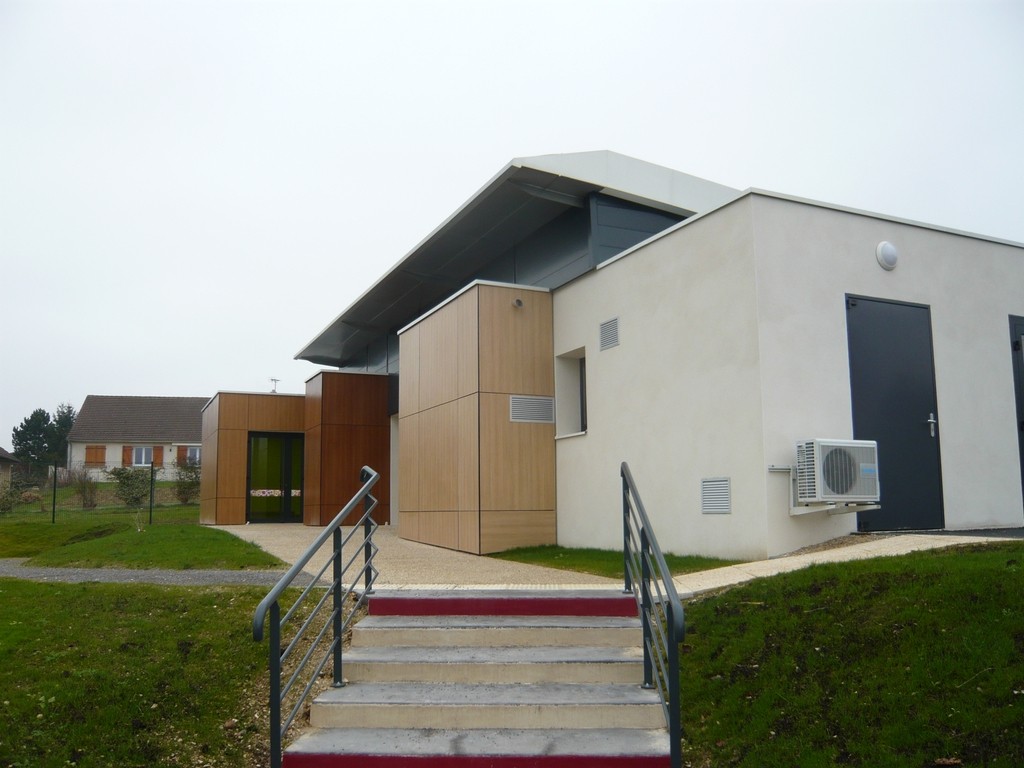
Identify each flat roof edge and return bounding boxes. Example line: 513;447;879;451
397;280;550;336
597;188;1024;272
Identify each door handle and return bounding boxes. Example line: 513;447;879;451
926;412;938;438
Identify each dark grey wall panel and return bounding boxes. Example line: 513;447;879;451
513;207;590;287
591;195;683;264
333;194;680;371
367;335;389;373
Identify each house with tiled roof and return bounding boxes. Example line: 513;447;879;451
68;395;207;479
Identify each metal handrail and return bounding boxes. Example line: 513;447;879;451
621;461;685;768
253;466;381;768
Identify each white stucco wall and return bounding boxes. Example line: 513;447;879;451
554;198;784;560
68;441;201;480
554;192;1024;560
750;194;1024;548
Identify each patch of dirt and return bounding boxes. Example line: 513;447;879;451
783;532;896;557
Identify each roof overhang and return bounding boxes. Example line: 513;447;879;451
296;151;739;367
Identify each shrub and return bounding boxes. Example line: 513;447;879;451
68;467;98;509
173;460;201;504
105;467;153;508
0;481;17;515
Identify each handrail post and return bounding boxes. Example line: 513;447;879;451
332;526;344;688
363;498;373;594
268;602;282;768
253;466;381;768
622;471;632;594
621;462;685;768
640;526;654;689
668;604;682;768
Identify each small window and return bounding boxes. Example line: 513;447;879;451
186;446;201;464
133;446;153;466
578;358;588;432
555;348;587;436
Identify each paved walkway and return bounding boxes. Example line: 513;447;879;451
216;524;618;589
217;523;1023;596
0;557;307;587
1;523;1019;594
673;531;1021;596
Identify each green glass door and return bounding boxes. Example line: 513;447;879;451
247;433;303;523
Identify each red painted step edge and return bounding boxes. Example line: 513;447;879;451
368;594;638;618
285;754;668;767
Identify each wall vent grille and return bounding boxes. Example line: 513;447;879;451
509;395;555;423
599;318;620;350
701;477;731;514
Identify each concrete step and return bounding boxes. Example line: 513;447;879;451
309;682;665;730
343;645;644;684
367;589;637;618
284;727;671;767
352;614;642;648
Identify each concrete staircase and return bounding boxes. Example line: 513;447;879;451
282;589;672;767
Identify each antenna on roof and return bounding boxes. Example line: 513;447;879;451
269;378;280;393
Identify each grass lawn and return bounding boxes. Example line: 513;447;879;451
488;544;740;579
0;579;272;768
681;542;1024;767
0;518;284;570
2;519;1020;767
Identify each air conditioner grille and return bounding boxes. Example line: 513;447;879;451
796;439;879;504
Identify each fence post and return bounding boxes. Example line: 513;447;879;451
149;462;155;525
51;459;58;524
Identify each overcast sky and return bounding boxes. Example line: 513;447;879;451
1;0;1021;449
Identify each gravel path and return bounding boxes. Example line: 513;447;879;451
0;558;312;587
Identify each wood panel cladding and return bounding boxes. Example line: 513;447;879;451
479;393;555;511
403;288;480;414
479;287;553;396
202;380;391;527
304;372;391;526
200;392;304;526
398;283;555;554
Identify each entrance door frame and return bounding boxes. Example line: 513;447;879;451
846;294;945;531
1010;315;1024;509
246;431;304;523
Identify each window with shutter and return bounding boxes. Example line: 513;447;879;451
85;445;106;468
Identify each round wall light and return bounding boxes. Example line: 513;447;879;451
876;241;899;271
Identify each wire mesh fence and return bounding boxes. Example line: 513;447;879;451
0;460;200;524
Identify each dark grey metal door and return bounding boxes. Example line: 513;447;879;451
1011;316;1024;505
846;296;944;531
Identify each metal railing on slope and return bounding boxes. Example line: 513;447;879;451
253;466;381;768
621;461;686;768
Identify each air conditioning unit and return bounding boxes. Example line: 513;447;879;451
795;439;880;504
